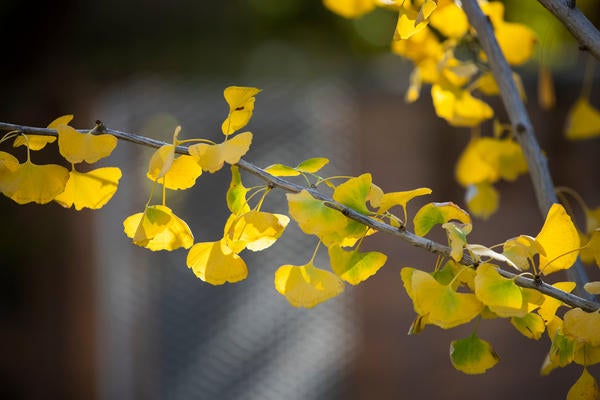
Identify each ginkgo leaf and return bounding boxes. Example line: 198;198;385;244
328;244;387;285
547;318;577;369
502;234;544;271
54;167;122;210
584;281;600;295
537;203;580;275
0;151;19;174
0;160;69;205
474;72;527;100
465;182;499;220
224;211;289;253
467;244;518;270
431;83;494;127
287;189;348;238
563;308;600;346
429;1;468;38
367;182;385;209
377;187;432;221
147;144;176;180
153;155;202;190
582;229;600;268
413;202;471;237
13;115;72;150
186;239;248;285
567;368;599;400
264;163;300;177
332;173;372;214
574;343;600;367
415;0;437;25
511;312;546;340
409;268;483;329
227;165;250;215
124;205;172;244
565;97;600;140
57;124;118;164
394;6;429;40
322;0;375;19
221;86;261;135
474;263;527;317
296;157;329;173
455;137;527;186
274;262;344;308
123;205;193;251
537;281;576;324
442;222;472;262
432;261;476;291
188;131;252;173
450;334;499;374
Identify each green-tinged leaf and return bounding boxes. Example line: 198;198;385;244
410;268;483;329
296;157;329;173
333;173;372;214
474;263;526;317
511;313;546;340
226;166;250;215
450;334;499;374
287;190;348;240
274;262;344;308
413;202;471;237
377;187;432;219
328;244;387;285
443;222;472;261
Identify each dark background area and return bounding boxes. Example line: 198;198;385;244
1;1;600;399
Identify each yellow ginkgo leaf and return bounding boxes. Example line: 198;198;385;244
377;187;432;221
536;203;580;275
494;22;536;66
264;164;301;177
224;211;289;253
54;167;121;210
584;281;600;295
567;368;599;400
465;182;499;220
366;182;385;209
221;86;261;135
409;268;483;329
565;97;600;140
442;222;472;262
537;281;577;324
322;0;375;18
189;131;252;173
450;334;499;374
0;151;19;174
1;160;69;205
156;155;202;190
13;115;72;150
147;144;175;181
474;263;527;317
187;239;248;285
563;308;600;346
502;234;544;271
429;1;468;38
332;173;372;214
328;244;387;285
57;124;118;164
394;5;429;40
296;157;329;173
455;137;527;186
415;0;437;25
413;201;471;237
274;262;345;308
511;312;546;340
431;84;494;127
123;205;172;245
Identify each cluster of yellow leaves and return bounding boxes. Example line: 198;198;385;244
0;115;121;209
325;0;535;127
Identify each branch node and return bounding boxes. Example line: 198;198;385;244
567;0;576;9
579;44;590;52
515;123;526;134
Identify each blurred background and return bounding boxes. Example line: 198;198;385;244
1;0;599;399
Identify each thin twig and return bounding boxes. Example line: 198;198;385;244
0;121;598;312
537;0;600;61
461;0;593;298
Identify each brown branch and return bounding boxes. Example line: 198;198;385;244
0;121;598;312
461;0;593;298
537;0;600;60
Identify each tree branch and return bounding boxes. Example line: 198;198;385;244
461;0;593;298
537;0;600;61
0;121;598;312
